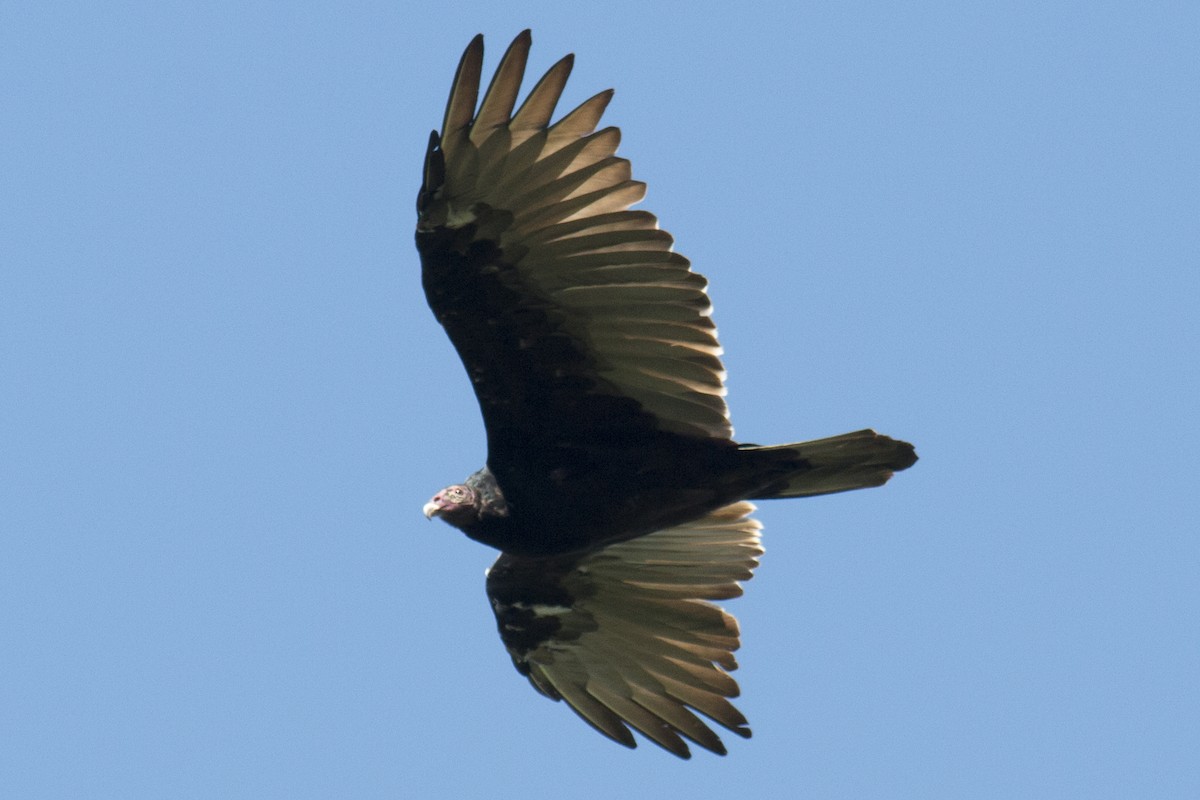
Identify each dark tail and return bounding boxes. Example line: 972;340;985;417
743;429;917;499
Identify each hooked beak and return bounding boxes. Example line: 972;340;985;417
422;500;441;520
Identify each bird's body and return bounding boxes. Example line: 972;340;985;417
415;30;916;758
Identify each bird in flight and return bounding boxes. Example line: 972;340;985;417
415;30;917;758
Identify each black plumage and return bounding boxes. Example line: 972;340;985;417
416;31;916;758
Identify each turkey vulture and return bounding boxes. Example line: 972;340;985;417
415;31;916;758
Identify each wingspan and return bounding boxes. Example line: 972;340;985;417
484;502;763;758
416;30;732;467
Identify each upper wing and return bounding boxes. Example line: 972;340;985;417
416;31;732;467
485;501;763;758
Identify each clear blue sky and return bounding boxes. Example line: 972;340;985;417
4;2;1197;798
